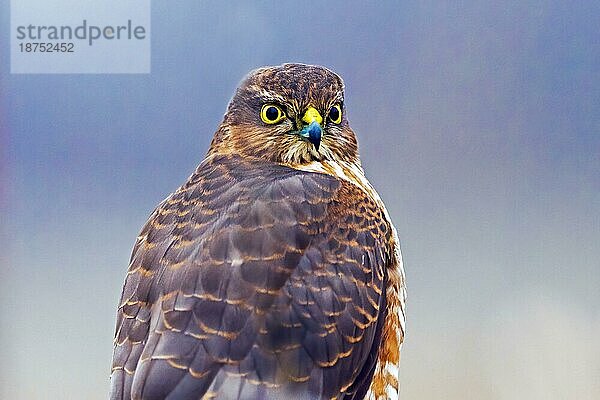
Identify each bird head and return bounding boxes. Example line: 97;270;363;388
209;63;360;166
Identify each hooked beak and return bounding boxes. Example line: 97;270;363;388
297;106;322;150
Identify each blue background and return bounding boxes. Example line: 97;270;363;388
1;1;599;398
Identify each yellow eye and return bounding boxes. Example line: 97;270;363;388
260;104;285;124
328;104;342;124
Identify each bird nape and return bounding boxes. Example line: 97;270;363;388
110;63;406;400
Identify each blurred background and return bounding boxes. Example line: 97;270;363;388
1;1;599;399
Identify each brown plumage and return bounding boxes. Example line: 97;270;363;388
110;63;406;400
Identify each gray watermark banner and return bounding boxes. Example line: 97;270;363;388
11;0;151;74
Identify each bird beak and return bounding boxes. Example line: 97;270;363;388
298;106;322;150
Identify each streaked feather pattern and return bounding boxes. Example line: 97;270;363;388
111;63;405;400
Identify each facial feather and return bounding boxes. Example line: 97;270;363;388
208;63;359;166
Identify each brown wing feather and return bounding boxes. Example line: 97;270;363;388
110;154;393;400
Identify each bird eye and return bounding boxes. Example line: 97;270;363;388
328;104;342;124
260;104;285;124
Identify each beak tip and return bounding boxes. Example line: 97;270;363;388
306;121;322;150
297;119;322;150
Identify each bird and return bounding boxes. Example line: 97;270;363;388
110;63;406;400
